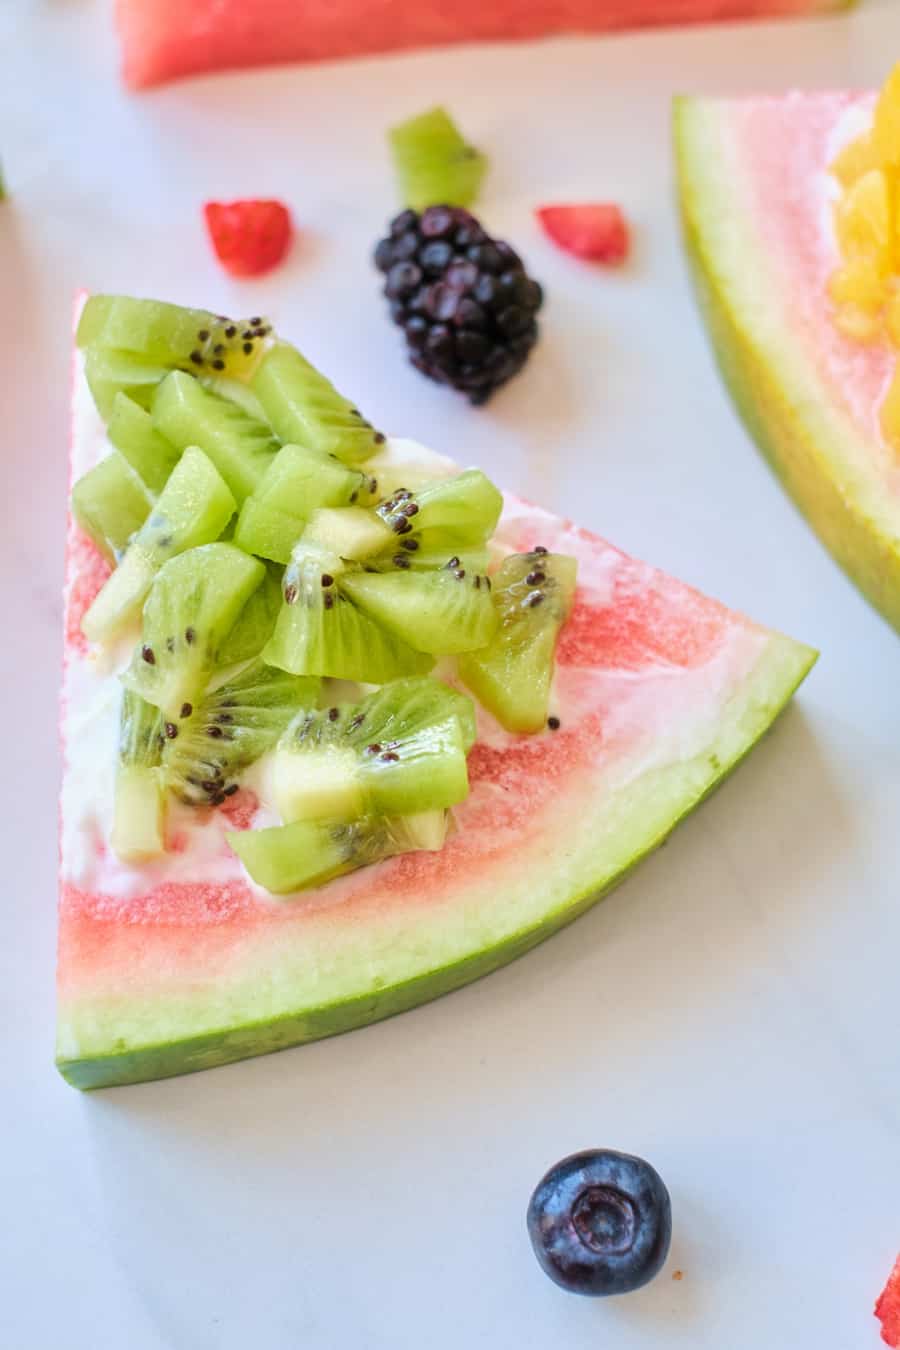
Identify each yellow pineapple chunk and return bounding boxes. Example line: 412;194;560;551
828;258;886;312
873;62;900;169
830;131;879;188
834;169;893;272
879;361;900;448
833;306;883;344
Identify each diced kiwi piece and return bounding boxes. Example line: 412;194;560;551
77;295;272;382
264;544;433;682
216;561;284;667
251;342;384;465
122;543;264;719
272;676;474;824
108;392;181;493
389;106;488;211
375;471;503;553
301;505;394;562
84;348;172;422
234;445;373;564
162;659;318;807
341;562;498;655
151;371;278;506
228;811;450;896
71;453;153;563
82;446;236;644
458;550;578;733
112;689;167;863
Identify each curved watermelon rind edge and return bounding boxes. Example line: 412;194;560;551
57;632;815;1090
673;95;900;637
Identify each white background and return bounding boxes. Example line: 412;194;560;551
2;1;900;1346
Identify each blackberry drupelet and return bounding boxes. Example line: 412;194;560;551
374;206;543;404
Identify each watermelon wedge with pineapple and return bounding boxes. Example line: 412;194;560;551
115;0;853;89
58;294;816;1090
675;64;900;634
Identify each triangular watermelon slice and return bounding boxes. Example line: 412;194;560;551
115;0;853;90
57;341;816;1090
675;91;900;635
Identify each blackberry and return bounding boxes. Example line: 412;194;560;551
374;206;543;404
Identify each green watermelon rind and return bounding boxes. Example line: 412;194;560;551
674;95;900;636
57;632;814;1090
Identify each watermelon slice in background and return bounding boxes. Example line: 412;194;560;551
115;0;854;90
877;1254;900;1347
675;91;900;635
57;330;816;1090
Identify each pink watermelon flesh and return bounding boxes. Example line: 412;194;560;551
57;340;816;1090
676;93;900;633
116;0;852;89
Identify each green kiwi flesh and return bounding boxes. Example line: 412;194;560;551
234;445;372;564
71;453;153;563
107;392;182;493
82;447;236;644
340;564;498;654
250;342;384;465
457;550;578;733
121;543;264;719
389;106;488;211
112;690;167;863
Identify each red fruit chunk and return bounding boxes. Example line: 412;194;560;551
876;1254;900;1346
536;204;630;265
203;199;293;277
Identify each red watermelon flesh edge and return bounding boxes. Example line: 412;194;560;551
115;0;854;90
675;92;900;633
57;324;816;1089
877;1254;900;1347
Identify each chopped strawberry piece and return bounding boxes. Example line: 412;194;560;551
203;199;293;278
536;204;630;265
876;1254;900;1346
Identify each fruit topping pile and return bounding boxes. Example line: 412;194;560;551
374;206;543;403
73;294;577;893
828;62;900;448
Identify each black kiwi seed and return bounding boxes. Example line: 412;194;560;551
213;344;225;355
454;568;466;580
380;751;399;762
324;592;335;609
484;575;492;590
141;645;155;665
212;359;225;371
201;779;218;793
533;545;548;555
207;726;224;739
164;722;178;739
369;478;378;494
366;743;382;754
224;325;236;338
447;556;460;568
401;538;419;552
321;573;334;587
283;583;299;605
243;342;253;355
213;793;227;807
349;713;365;729
166;637;175;653
373;432;386;445
526;570;545;585
197;329;210;341
224;784;239;797
328;707;340;722
393;518;413;534
526;591;545;607
180;703;193;719
474;575;481;589
547;716;561;730
402;502;419;517
215;713;234;724
189;351;203;366
185;627;196;645
242;329;253;340
393;555;411;569
250;316;262;326
350;490;359;504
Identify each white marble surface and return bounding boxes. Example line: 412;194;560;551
2;2;900;1346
